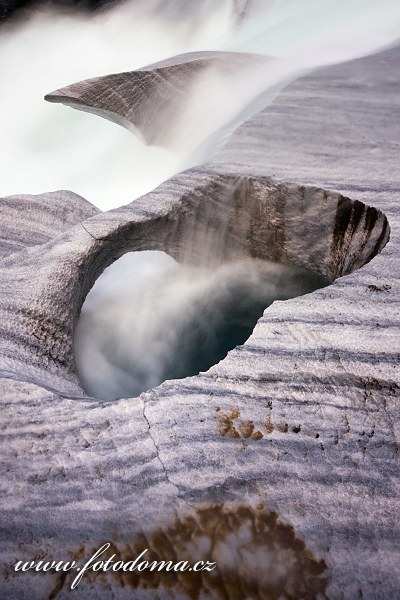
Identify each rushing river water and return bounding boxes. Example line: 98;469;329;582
0;0;399;209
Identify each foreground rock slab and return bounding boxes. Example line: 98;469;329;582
0;47;399;599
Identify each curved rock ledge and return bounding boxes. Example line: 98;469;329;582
1;47;399;600
45;51;274;150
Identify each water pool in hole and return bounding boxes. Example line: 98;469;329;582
74;250;327;400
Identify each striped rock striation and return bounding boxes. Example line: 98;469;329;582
0;190;99;258
0;47;399;600
45;51;276;154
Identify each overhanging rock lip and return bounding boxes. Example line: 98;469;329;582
43;96;147;144
43;50;276;148
44;50;275;101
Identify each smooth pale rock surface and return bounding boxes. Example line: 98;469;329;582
0;190;99;258
0;47;399;600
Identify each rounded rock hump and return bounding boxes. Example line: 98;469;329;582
0;190;100;260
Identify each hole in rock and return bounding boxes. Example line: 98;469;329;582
74;250;326;401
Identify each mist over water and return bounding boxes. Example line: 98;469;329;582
0;0;399;208
0;1;234;208
74;252;326;400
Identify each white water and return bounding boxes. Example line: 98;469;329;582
0;1;234;209
0;0;399;209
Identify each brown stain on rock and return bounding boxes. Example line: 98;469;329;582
217;411;263;442
217;409;240;438
238;420;255;438
265;418;274;434
51;504;328;600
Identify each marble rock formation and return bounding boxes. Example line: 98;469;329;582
0;47;399;600
45;51;275;151
0;190;99;258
